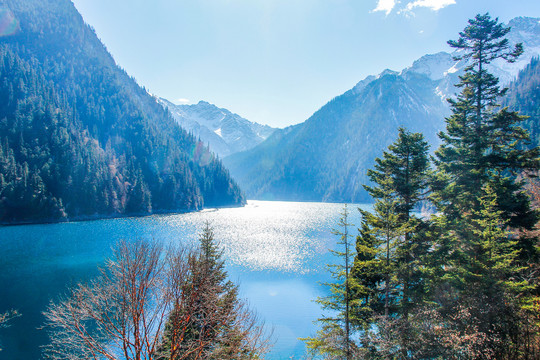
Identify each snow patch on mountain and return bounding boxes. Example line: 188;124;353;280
403;52;456;81
159;98;276;158
352;75;377;95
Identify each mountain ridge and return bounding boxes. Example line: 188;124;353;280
224;16;540;202
158;98;276;158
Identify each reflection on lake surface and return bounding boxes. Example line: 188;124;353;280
0;200;365;359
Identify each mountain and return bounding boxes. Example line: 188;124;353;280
159;98;276;158
224;17;540;202
505;56;540;145
224;70;450;202
491;17;540;85
0;0;244;223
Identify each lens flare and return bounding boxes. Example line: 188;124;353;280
190;141;212;166
0;8;19;37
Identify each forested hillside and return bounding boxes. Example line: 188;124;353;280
506;57;540;145
0;0;244;223
225;70;450;202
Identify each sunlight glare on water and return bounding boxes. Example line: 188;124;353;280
160;200;359;273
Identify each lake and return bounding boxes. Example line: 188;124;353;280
0;200;365;359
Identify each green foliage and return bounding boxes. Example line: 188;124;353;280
366;128;430;219
308;13;540;360
306;130;431;358
467;185;522;289
434;185;528;357
505;57;540;146
359;128;431;321
350;214;384;330
159;223;266;360
429;21;540;355
433;13;539;233
427;13;540;359
0;0;244;223
358;182;400;320
350;129;431;358
303;205;358;359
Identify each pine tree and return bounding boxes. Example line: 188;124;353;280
158;223;266;359
436;185;528;358
352;129;430;357
350;213;384;330
357;180;400;320
433;13;539;242
363;128;430;317
303;205;359;359
428;14;540;358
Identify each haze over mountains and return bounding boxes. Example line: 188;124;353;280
159;98;276;158
223;17;540;203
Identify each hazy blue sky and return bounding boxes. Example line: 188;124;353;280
71;0;540;127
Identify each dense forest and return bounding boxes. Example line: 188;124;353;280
506;57;540;145
0;0;244;223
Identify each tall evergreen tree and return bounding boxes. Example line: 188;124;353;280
351;128;430;358
363;128;430;318
350;213;385;329
158;223;267;359
303;205;359;360
347;129;430;357
429;185;528;358
357;180;400;320
433;13;539;241
428;14;540;358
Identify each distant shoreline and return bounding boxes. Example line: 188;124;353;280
0;203;246;227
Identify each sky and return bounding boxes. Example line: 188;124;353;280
70;0;540;128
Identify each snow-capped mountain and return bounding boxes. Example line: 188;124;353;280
403;52;456;81
490;17;540;85
357;17;540;102
159;99;276;158
224;16;540;202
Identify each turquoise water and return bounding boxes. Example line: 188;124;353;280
0;200;364;359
